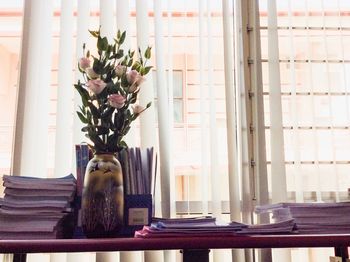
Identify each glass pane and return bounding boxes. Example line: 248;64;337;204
152;70;183;98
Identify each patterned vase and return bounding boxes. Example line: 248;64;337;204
81;153;124;238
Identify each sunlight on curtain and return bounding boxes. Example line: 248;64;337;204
1;1;269;262
54;0;74;179
12;0;53;179
259;0;350;261
266;0;291;261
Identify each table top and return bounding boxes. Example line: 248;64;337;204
1;234;350;254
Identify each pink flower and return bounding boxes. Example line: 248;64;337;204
132;104;145;115
108;94;126;109
86;79;107;95
115;65;126;77
86;67;99;79
79;57;91;71
126;70;146;93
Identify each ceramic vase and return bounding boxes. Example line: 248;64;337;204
81;154;124;238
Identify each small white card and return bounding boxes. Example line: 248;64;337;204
128;208;149;225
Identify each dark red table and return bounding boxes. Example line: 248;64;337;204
2;234;350;262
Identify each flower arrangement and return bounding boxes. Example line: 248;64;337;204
74;29;152;154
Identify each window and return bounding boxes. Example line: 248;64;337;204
259;0;350;200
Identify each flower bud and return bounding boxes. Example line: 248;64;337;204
79;57;91;71
132;104;145;115
126;70;146;93
126;70;138;84
86;67;99;79
108;94;126;109
115;65;126;78
87;79;107;95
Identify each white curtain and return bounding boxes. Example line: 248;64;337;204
12;1;244;262
9;1;350;262
257;0;350;261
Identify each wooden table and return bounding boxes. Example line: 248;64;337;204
2;234;350;262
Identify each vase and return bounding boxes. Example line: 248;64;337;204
81;153;124;238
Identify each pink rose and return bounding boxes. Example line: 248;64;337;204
87;79;107;94
79;57;90;71
115;65;126;77
108;94;126;109
126;70;146;93
132;104;145;115
86;67;99;79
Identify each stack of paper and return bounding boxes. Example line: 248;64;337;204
0;174;76;239
236;219;295;234
256;202;350;234
135;216;248;238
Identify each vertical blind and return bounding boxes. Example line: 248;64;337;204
259;0;350;261
1;1;350;262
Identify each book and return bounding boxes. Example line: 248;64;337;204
0;174;77;239
75;145;82;197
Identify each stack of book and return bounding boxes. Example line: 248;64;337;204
135;216;248;238
0;174;76;239
256;202;350;234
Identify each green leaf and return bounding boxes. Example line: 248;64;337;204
79;105;86;114
115;49;124;59
87;102;101;118
144;46;152;59
143;66;153;75
132;61;141;71
119;31;126;45
129;96;137;104
77;111;88;124
127;59;133;67
122;126;131;136
120;74;129;87
92;57;104;74
86;110;92;123
88;30;99;38
118;140;128;149
81;126;91;132
129;50;135;58
97;36;108;51
101;106;115;119
96;126;109;135
74;84;90;107
77;63;84;73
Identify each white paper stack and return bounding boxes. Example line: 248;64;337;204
135;216;247;238
0;174;77;239
256;202;350;234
